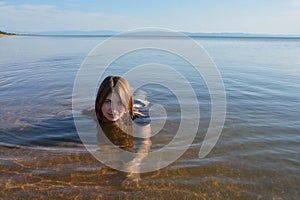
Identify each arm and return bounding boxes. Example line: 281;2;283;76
122;123;151;189
122;123;151;176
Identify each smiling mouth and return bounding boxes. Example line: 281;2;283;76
108;113;118;118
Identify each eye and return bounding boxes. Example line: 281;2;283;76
118;101;123;106
104;99;111;104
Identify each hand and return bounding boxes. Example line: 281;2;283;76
122;173;140;189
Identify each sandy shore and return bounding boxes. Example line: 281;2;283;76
0;33;15;37
0;33;9;37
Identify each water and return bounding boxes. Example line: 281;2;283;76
1;35;300;199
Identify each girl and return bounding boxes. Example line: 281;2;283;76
95;75;151;188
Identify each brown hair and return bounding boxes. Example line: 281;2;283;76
95;76;134;124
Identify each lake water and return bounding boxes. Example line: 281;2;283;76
0;35;299;199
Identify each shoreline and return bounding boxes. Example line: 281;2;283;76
0;33;16;37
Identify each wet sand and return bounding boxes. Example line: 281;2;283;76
0;145;247;199
2;145;297;199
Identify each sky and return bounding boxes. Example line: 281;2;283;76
1;0;300;34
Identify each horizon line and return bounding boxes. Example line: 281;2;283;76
3;30;300;39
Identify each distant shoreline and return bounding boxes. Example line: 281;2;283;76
0;33;10;37
3;29;300;39
0;32;17;37
1;32;300;40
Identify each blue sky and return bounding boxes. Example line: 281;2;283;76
1;0;300;34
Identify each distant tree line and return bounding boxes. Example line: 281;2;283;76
0;30;15;35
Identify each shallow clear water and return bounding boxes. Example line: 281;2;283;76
0;35;300;199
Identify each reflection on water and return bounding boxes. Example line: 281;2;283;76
0;36;300;199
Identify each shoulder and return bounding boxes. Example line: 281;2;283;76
133;98;151;125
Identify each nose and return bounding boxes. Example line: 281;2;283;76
111;103;118;113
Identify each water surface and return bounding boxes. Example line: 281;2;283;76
0;35;299;199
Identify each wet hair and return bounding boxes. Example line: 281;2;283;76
95;76;134;124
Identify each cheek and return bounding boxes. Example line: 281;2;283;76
101;104;108;113
121;105;126;113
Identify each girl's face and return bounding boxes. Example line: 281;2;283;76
101;92;126;121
